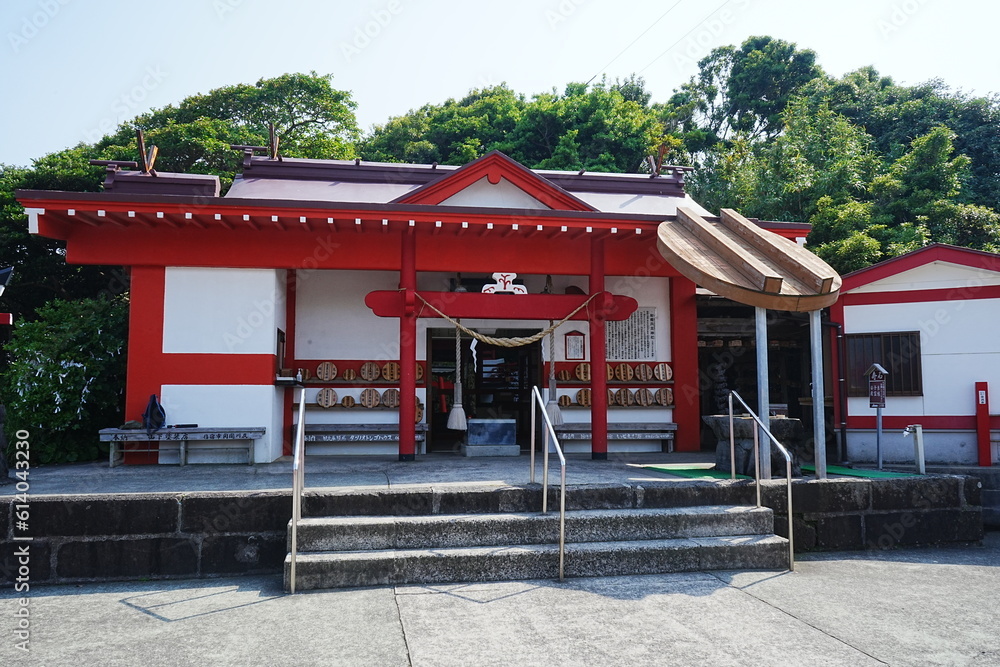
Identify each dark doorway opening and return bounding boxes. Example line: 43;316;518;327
427;328;541;453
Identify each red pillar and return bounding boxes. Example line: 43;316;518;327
125;266;166;464
398;228;417;461
589;236;608;460
669;276;701;451
281;269;297;457
976;382;991;466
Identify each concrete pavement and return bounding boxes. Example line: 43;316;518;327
2;531;997;666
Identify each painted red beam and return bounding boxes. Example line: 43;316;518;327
364;291;638;322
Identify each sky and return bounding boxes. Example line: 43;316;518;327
1;0;998;167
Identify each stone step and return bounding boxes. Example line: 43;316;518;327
301;480;756;518
291;506;774;552
284;534;789;590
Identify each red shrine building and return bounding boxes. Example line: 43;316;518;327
18;150;839;464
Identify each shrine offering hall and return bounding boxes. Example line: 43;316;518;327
19;150;838;463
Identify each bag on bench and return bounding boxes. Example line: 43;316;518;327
142;394;166;437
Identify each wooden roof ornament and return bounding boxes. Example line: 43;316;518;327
89;128;159;180
657;207;841;312
231;122;283;169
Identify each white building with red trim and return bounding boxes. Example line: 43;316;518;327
831;244;1000;465
18;150;837;465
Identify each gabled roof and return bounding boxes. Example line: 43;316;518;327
391;150;597;212
841;243;1000;291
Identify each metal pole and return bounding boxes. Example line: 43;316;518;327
810;310;827;479
753;420;761;508
728;392;736;480
876;406;883;470
755;307;772;479
530;394;536;485
542;425;550;514
914;424;925;475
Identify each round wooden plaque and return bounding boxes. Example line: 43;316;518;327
634;363;654;382
610;388;623;406
574;363;591;382
558;395;572;407
614;363;634;382
576;388;592;407
557;369;571;382
416;363;424;381
316;387;338;408
315;361;338;382
653;363;673;382
382;361;400;382
340;395;356;408
614;388;634;407
381;388;400;408
341;368;358;381
635;387;654;406
415;403;424;423
655;387;673;406
607;364;615;381
360;362;381;382
359;387;381;408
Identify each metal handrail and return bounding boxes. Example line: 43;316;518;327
728;391;795;572
289;385;307;594
529;385;567;581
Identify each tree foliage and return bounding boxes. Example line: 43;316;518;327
1;296;128;464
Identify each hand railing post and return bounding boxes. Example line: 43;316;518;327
542;421;550;515
730;390;794;572
728;392;736;480
531;386;566;582
753;414;761;508
530;394;536;485
290;384;307;594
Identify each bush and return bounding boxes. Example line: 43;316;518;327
1;296;128;463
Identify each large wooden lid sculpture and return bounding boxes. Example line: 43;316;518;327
657;207;840;312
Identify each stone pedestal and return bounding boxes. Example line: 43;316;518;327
703;415;804;477
462;418;519;457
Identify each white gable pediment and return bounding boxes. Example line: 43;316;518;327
437;176;552;209
849;260;1000;293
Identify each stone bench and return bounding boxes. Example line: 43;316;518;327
301;423;427;443
554;422;678;452
99;427;265;467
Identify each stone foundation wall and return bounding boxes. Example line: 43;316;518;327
1;491;292;586
763;475;984;550
0;475;984;586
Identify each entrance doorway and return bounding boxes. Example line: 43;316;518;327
427;328;541;453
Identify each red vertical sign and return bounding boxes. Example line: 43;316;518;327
976;382;990;466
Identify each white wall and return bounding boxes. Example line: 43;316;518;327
163;267;285;355
845;298;1000;414
296;270;401;360
159;384;282;463
846;429;979;465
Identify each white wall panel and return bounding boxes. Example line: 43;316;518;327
163;267;283;355
295;270;399;359
160;384;282;462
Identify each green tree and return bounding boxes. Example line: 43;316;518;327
97;72;360;189
1;296;128;464
361;85;525;165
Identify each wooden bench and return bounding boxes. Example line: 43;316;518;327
554;422;678;452
99;427;266;467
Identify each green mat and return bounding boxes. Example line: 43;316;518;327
643;465;752;480
802;464;918;479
